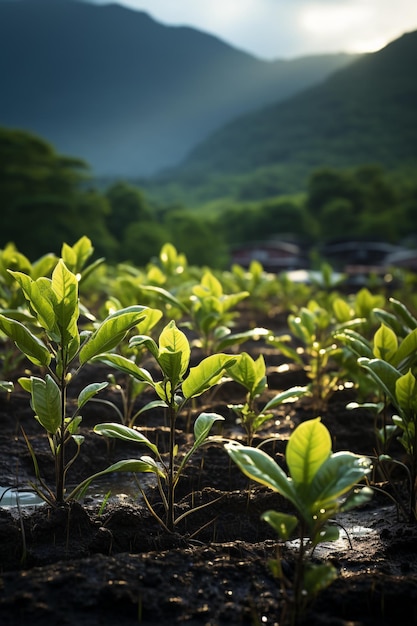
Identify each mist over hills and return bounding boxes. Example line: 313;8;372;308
162;30;417;200
0;0;357;176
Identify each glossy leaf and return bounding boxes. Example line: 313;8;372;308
263;386;307;411
193;412;225;448
8;270;56;333
70;457;165;501
261;510;298;540
286;418;331;486
227;352;265;397
373;324;398;362
79;306;149;364
91;353;154;385
182;354;237;398
395;370;417;413
77;382;109;410
158;321;190;382
392;328;417;370
0;314;51;367
308;452;372;510
94;422;159;456
31;375;61;435
50;260;79;350
358;357;401;405
215;327;269;352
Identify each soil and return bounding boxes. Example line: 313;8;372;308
1;317;417;626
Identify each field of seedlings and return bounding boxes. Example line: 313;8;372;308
0;237;417;626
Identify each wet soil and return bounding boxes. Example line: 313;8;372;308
1;332;417;625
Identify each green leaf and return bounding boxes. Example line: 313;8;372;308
389;297;417;331
340;486;373;512
158;321;190;381
373;308;407;338
215;327;269;352
332;297;352;323
227;352;266;397
286;418;331;486
261;510;298;540
158;350;183;390
139;285;189;314
263;386;307;411
358;358;401;405
314;524;340;545
373;324;398;362
0;314;51;367
392;328;417;370
8;270;57;333
395;370;417;413
193;271;223;298
91;353;154;385
334;329;374;359
129;334;159;360
61;236;94;274
182;353;237;398
303;563;337;596
193;412;224;448
49;260;80;362
94;422;159;456
77;382;109;410
69;457;165;501
309;452;372;511
79;306;150;364
31;375;61;435
225;442;300;508
0;381;13;393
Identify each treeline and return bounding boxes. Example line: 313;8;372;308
1;128;416;268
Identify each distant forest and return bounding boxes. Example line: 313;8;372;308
1;128;416;269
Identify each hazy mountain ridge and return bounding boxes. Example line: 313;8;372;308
166;30;417;197
0;0;357;176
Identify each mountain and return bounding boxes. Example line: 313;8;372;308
163;30;417;199
0;0;357;176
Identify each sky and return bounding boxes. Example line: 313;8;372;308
87;0;417;59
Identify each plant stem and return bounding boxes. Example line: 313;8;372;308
167;402;176;532
56;362;67;506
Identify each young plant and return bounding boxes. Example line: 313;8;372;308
184;269;269;355
226;418;372;624
336;297;417;464
0;259;156;506
357;349;417;521
226;351;307;445
93;320;238;532
268;297;364;410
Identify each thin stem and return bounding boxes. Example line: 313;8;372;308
167;401;176;532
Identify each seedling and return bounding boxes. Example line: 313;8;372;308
336;297;417;518
226;351;307;445
0;259;156;506
268;298;363;410
93;320;238;532
357;359;417;521
183;269;269;355
226;418;372;624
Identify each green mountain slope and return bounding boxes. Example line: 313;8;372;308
163;30;417;200
0;0;356;176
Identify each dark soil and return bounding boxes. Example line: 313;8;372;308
1;329;417;625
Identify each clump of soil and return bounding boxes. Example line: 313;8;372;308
0;341;417;625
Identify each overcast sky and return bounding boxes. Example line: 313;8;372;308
87;0;417;59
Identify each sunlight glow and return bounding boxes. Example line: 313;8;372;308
300;3;372;36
